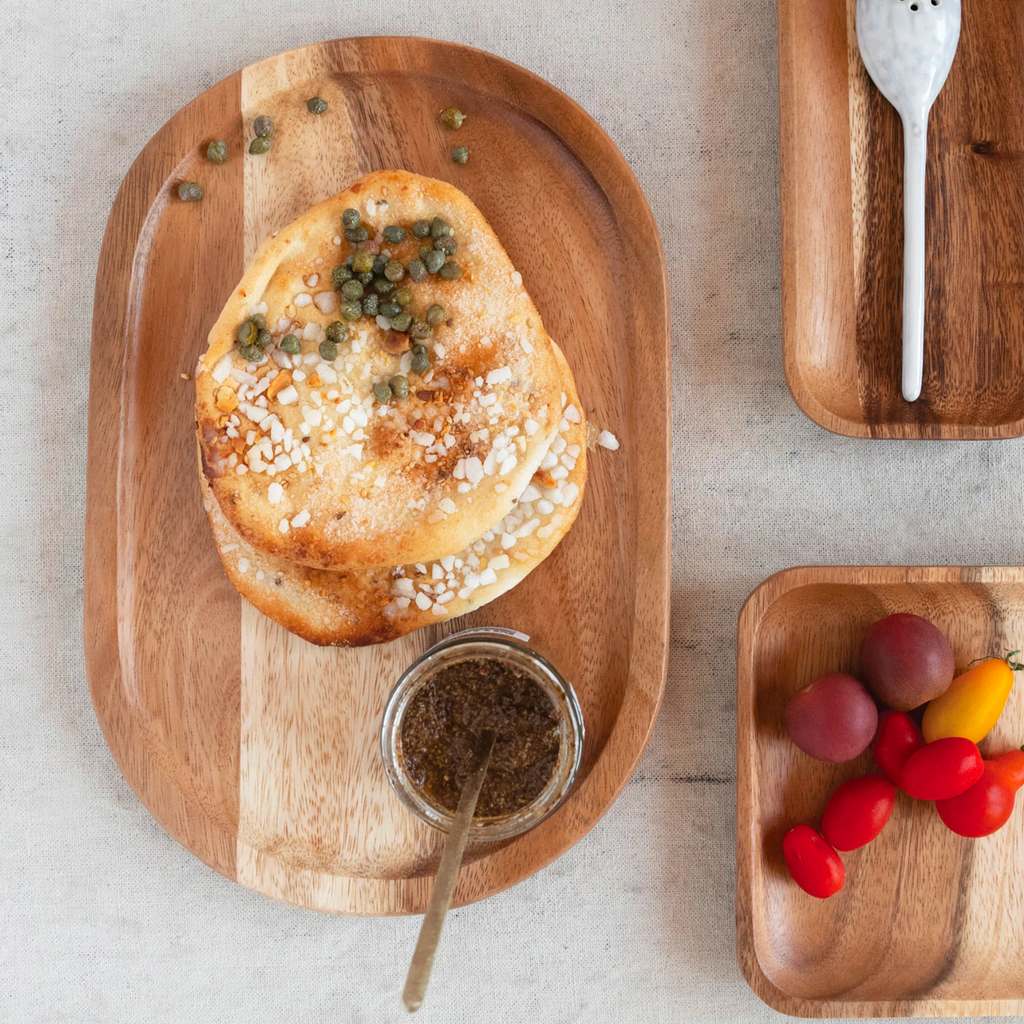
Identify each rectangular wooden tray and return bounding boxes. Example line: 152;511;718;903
737;566;1024;1017
778;0;1024;438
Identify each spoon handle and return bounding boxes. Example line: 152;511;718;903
902;117;928;403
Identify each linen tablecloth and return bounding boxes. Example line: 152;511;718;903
4;1;1024;1021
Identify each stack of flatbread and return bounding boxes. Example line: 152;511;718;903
195;171;587;646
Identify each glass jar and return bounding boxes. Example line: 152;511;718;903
380;627;585;841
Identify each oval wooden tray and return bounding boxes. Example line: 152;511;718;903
85;38;670;915
737;566;1024;1017
778;0;1024;438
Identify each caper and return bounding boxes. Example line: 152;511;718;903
332;265;353;289
253;115;274;138
410;349;430;375
351;249;375;274
426;304;446;326
389;375;410;399
206;140;228;164
413;219;431;239
394;287;413;306
419;246;434;262
240;343;264;362
408;259;428;283
280;334;301;354
345;226;369;243
341;279;364;301
451;145;470;165
379;300;401;318
412;344;428;356
306;96;328;115
326;321;347;342
342;208;361;229
256;329;273;348
319;339;339;361
362;293;379;316
177;181;204;201
373;381;393;404
340;300;363;321
439;260;462;280
409;321;433;342
382;225;405;244
439;106;466;130
357;271;374;285
373;277;395;294
373;253;389;276
430;217;452;239
236;321;257;346
424;249;446;274
250;312;267;330
434;233;458;256
248;137;271;155
391;312;413;332
382;260;403;282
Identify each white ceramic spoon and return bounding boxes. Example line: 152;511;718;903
856;0;961;402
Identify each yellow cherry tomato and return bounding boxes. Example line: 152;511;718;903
922;652;1022;744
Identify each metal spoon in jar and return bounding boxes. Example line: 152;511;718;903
402;730;496;1013
856;0;961;402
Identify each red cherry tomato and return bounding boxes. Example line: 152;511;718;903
821;773;896;851
871;710;923;788
901;736;984;800
936;750;1024;837
782;824;845;899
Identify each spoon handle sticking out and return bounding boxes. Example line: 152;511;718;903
403;730;496;1013
902;118;928;403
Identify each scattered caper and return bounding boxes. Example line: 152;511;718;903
430;217;452;239
379;300;401;318
341;279;365;301
373;253;389;276
426;304;446;325
326;321;347;342
412;344;428;356
434;233;458;256
206;140;228;164
306;96;328;115
351;249;375;274
419;246;434;262
373;381;393;404
384;260;405;282
391;312;413;332
342;208;361;229
253;115;274;138
256;329;273;348
408;259;428;283
439;260;462;280
236;321;258;346
345;226;369;243
373;278;395;295
319;339;339;361
389;375;410;399
451;145;470;165
382;225;405;244
362;293;379;316
240;343;264;362
413;219;431;239
357;271;374;285
250;312;267;330
411;349;430;375
410;321;433;342
424;249;446;274
332;265;353;289
177;181;204;201
249;137;271;155
280;334;301;354
340;300;363;321
394;287;413;306
439;106;466;130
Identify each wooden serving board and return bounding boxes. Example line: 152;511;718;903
737;566;1024;1016
778;0;1024;438
85;38;670;915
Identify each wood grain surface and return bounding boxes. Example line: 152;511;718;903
778;0;1024;438
737;566;1024;1017
85;38;670;915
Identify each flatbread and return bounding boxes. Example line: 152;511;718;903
196;170;564;572
202;347;587;647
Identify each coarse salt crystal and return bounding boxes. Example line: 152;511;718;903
537;499;554;515
564;404;581;424
501;533;516;549
486;366;512;385
238;558;250;574
489;554;510;571
598;430;620;450
478;567;498;587
291;509;310;528
415;592;432;611
294;293;313;307
439;498;457;515
279;518;290;534
212;355;233;384
511;271;522;286
306;274;319;287
302;323;320;342
267;482;284;504
524;419;539;436
276;385;299;405
562;482;580;505
314;291;337;313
